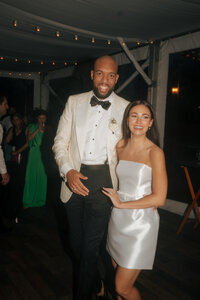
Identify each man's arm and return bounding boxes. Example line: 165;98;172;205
0;125;9;185
52;96;89;196
52;96;74;176
0;148;9;185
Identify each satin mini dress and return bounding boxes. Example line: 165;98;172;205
107;160;159;269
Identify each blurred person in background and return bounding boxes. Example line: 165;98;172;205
1;105;16;161
0;95;10;233
4;112;29;221
23;109;47;207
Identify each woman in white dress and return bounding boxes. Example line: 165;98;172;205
103;100;167;300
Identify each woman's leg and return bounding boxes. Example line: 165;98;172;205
115;266;141;300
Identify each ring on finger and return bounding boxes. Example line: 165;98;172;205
73;187;77;191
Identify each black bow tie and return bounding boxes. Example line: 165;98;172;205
90;96;111;110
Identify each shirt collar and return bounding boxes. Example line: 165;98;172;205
92;91;114;104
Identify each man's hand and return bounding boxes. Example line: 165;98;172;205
67;169;89;196
1;173;10;185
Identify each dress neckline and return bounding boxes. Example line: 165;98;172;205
119;160;152;170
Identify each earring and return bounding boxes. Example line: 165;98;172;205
148;127;151;130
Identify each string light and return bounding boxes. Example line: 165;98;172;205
171;87;179;94
13;20;18;27
38;72;41;75
8;72;12;76
0;56;105;68
19;73;22;76
0;55;75;66
9;21;153;57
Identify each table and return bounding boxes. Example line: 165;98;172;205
177;161;200;234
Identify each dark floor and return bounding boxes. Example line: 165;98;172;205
0;190;200;300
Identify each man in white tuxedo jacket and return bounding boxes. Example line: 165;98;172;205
0;95;10;233
53;56;129;300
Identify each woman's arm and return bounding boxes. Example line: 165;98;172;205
103;147;168;209
27;126;39;142
12;142;29;155
5;127;13;144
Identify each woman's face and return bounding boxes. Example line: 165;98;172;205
37;114;46;125
12;115;22;127
128;104;153;137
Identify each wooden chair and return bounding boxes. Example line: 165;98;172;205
177;162;200;234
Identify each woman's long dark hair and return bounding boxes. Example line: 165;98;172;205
33;109;47;123
122;100;160;146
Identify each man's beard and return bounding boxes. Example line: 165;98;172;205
93;85;113;99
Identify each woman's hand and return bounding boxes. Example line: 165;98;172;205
102;187;121;208
38;122;45;132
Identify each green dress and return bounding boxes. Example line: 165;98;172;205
23;123;47;207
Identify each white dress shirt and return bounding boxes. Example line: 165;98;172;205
61;92;113;176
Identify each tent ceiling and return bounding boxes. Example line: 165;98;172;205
0;0;200;72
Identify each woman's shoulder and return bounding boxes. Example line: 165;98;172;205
149;143;165;164
116;139;126;149
29;123;37;130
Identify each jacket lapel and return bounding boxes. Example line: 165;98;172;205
75;91;92;159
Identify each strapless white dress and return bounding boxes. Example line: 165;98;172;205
107;160;159;270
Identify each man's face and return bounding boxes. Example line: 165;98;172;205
0;98;9;117
91;57;119;99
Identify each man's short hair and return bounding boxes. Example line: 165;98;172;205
0;95;7;105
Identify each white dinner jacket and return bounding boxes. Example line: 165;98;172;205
0;124;7;174
53;90;129;203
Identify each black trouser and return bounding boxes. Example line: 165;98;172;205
64;164;112;300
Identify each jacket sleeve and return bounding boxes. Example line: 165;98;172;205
0;125;7;174
52;96;74;178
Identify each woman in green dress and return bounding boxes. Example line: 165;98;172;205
23;110;47;207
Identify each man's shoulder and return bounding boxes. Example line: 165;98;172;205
113;93;130;107
64;91;92;109
68;90;92;102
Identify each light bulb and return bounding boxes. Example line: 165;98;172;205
13;20;18;27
